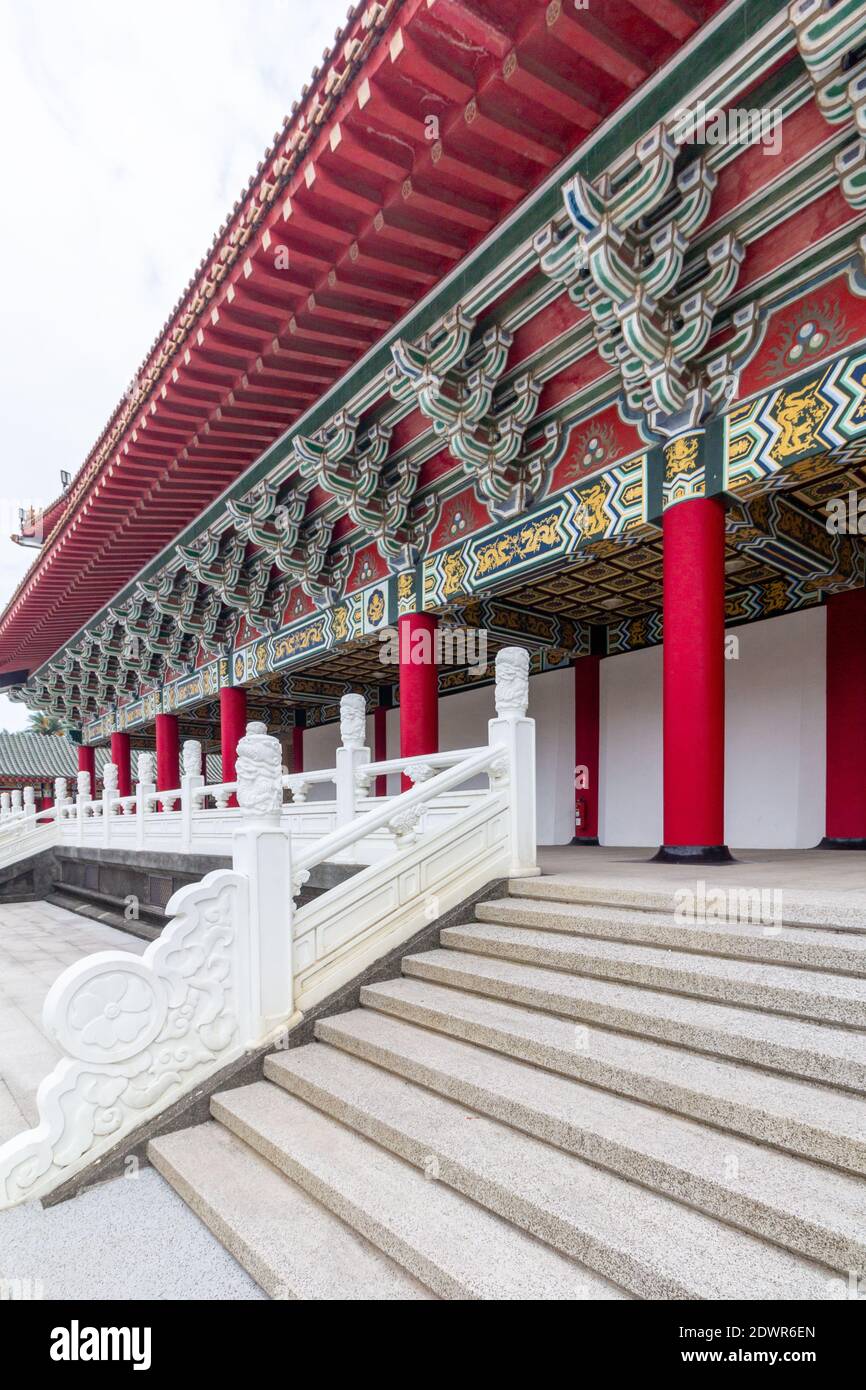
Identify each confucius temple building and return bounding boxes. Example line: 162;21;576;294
5;0;866;1302
4;0;865;863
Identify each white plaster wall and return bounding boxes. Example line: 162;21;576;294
301;719;341;801
525;665;576;846
724;606;825;849
599;645;663;847
599;606;826;849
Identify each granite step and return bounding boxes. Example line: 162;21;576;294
402;948;866;1092
442;922;866;1027
211;1080;626;1301
317;1003;866;1274
477;897;866;975
508;875;866;933
148;1121;433;1300
384;966;866;1172
264;1042;845;1301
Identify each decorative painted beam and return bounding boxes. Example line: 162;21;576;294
789;0;866;221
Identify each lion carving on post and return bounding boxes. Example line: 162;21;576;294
236;721;282;815
494;647;530;719
340;693;367;751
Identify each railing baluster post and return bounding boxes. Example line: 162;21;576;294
75;772;89;847
136;753;155;851
181;741;204;852
102;764;118;846
488;646;538;877
335;695;370;863
232;722;294;1041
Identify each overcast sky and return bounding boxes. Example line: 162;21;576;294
0;0;351;730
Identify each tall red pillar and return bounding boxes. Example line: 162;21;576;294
398;612;439;789
656;496;731;863
77;744;96;800
110;732;132;798
572;654;600;845
822;587;866;848
291;722;304;778
220;687;247;806
155;714;180;811
374;702;389;796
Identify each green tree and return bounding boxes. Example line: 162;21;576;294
28;712;64;736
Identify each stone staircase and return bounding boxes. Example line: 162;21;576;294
149;875;866;1300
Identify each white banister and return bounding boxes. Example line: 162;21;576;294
135;753;155;849
355;747;488;791
294;743;504;879
335;693;371;862
281;769;334;803
488;646;537;875
181;740;204;851
0;720;297;1210
200;779;239;809
231;722;294;1037
0;650;537;1208
75;771;89;846
101;763;118;845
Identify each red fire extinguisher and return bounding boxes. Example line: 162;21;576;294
575;797;586;831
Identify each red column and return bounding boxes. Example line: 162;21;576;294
77;744;96;800
110;732;132;798
823;588;866;847
220;687;247;807
572;655;600;845
656;496;731;863
292;723;304;774
398;612;439;789
155;714;180;811
374;703;388;796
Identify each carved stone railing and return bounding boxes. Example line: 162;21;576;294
0;647;536;1208
0;801;61;869
290;646;536;1009
26;693;478;864
0;723;295;1210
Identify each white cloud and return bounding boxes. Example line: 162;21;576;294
0;0;351;730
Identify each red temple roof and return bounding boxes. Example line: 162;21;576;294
0;0;727;678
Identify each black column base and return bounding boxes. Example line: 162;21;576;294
651;844;735;865
814;836;866;851
569;836;600;846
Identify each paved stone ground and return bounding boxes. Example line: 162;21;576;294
0;1168;265;1300
0;900;146;1145
0;901;265;1299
